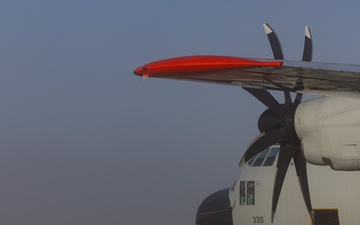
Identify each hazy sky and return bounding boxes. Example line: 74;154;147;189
1;1;360;225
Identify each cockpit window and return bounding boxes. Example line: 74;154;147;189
247;154;258;166
252;148;269;167
263;147;279;166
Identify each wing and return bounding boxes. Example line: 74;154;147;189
134;55;360;97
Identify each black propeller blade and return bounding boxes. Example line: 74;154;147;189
263;23;284;60
258;109;283;133
241;24;314;223
293;150;313;220
272;143;297;222
242;88;284;120
294;26;312;103
302;26;313;62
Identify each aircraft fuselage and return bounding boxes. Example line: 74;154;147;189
231;146;359;225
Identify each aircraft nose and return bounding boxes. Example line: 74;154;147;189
196;188;233;225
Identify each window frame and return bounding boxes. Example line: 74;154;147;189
252;148;270;167
263;147;279;166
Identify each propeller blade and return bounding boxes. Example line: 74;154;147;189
258;109;283;133
243;88;284;121
291;26;312;104
244;127;287;162
284;91;291;106
302;26;313;62
293;26;312;103
271;143;297;223
294;93;303;103
263;23;284;60
293;151;314;222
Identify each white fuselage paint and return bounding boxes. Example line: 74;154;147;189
229;150;360;225
295;96;360;170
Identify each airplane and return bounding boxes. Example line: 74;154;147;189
133;24;360;225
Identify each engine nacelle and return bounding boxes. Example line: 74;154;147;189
295;96;360;171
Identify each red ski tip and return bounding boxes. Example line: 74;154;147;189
134;55;282;78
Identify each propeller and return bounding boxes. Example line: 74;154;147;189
241;24;314;223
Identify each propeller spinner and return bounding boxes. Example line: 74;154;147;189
241;24;314;223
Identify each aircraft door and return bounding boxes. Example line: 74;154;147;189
313;209;339;225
